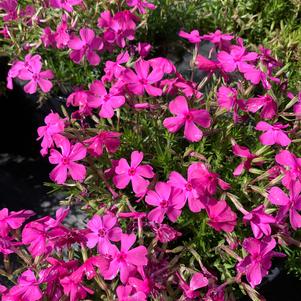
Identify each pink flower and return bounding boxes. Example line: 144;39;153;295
126;0;156;14
0;0;17;21
202;30;234;45
168;163;207;212
113;150;154;195
268;184;301;230
123;59;164;96
163;96;211;142
54;15;70;48
3;270;42;301
275;150;301;188
217;39;258;73
84;130;121;157
136;42;152;57
103;233;148;283
177;272;208;299
190;162;230;197
41;27;56;47
246;95;277;119
145;182;185;223
78;255;109;280
102;51;130;82
179;29;201;44
39;258;78;301
49;0;82;12
243;205;276;239
116;285;147;301
86;213;122;253
49;136;87;184
37;112;65;156
152;223;181;243
206;199;237;232
98;11;137;48
18;58;54;94
237;237;281;288
0;208;34;237
196;55;220;73
255;121;291;146
232;143;257;176
60;269;94;301
68;28;103;66
67;90;99;116
88;80;125;118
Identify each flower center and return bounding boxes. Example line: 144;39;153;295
160;199;169;208
117;251;127;262
184;112;193;122
185;182;193;191
98;229;106;237
62;156;70;165
103;94;110;102
139;78;148;85
128;167;136;176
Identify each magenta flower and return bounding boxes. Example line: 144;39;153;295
113;150;154;195
168;163;207;212
275;150;301;188
137;42;152;57
246;94;277;119
206;199;237;232
196;54;220;73
116;285;147;301
190;162;230;197
152;223;181;243
232;143;257;176
86;213;122;253
4;270;42;301
202;30;234;45
243;205;276;239
255;121;291;146
145;182;186;223
123;59;163;96
68;28;103;66
84;130;121;157
103;233;148;283
0;208;34;237
0;0;17;21
177;272;208;299
179;29;201;44
54;15;70;49
60;269;94;301
49;0;82;12
49;136;87;184
37;112;65;156
67;90;100;116
268;184;301;230
78;255;109;280
18;58;54;94
163;96;211;142
126;0;156;14
237;237;281;288
102;51;130;82
88;80;125;118
217;40;258;73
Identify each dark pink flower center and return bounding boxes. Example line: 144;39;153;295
139;78;148;85
32;73;40;81
62;156;70;165
184;112;194;122
103;94;110;102
98;229;106;237
160;199;169;208
117;251;127;262
128;167;136;176
185;182;193;191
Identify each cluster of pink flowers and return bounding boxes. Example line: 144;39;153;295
1;1;301;300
